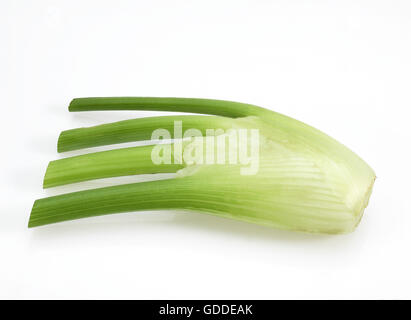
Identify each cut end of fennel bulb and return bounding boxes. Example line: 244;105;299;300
29;97;375;234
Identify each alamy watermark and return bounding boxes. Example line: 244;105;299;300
150;121;260;175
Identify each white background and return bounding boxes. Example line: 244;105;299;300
1;0;410;299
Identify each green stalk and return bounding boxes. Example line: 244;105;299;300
69;97;265;118
44;144;182;188
58;115;233;152
30;178;189;228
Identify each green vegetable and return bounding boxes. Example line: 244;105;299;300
29;97;375;234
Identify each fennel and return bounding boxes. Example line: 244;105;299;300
30;97;375;234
